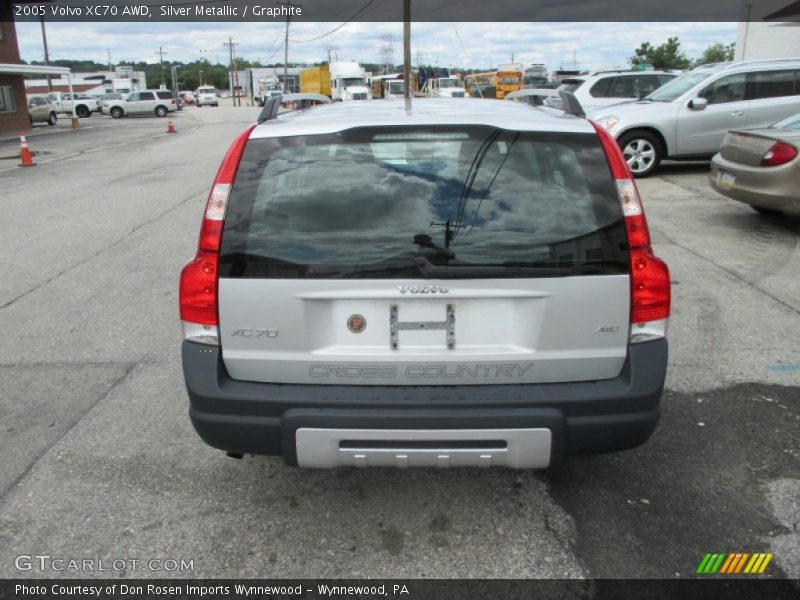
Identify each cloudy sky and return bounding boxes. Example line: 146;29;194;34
15;21;739;71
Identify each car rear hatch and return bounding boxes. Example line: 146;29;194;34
208;123;638;386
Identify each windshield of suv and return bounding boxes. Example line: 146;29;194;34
646;72;711;102
439;78;461;88
220;126;628;279
197;87;215;94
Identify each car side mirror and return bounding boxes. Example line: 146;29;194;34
689;98;708;111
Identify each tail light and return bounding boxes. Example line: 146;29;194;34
171;99;176;105
179;124;256;345
761;141;797;167
592;122;671;343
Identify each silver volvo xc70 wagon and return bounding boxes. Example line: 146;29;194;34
179;98;671;469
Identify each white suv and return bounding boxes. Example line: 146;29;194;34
102;90;178;118
546;71;678;112
179;98;671;469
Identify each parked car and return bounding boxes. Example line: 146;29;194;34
709;113;800;214
27;96;58;126
545;70;678;111
46;92;97;118
101;89;178;118
592;59;800;177
179;91;196;105
195;86;219;107
179;98;671;469
95;93;123;112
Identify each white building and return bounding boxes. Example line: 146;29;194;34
25;66;146;97
736;1;800;60
736;22;800;60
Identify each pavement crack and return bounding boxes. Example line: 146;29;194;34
656;228;800;316
0;188;207;311
0;360;139;503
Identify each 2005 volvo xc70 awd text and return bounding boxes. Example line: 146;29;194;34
179;97;671;469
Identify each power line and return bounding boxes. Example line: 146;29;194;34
287;0;364;39
290;0;379;44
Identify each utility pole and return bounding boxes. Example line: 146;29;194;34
155;46;167;87
39;16;52;92
277;0;300;93
223;37;240;106
107;48;112;71
403;0;411;111
325;46;339;64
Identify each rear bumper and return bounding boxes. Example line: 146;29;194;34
183;339;667;467
710;154;800;211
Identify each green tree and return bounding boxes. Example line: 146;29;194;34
630;37;692;70
694;42;735;66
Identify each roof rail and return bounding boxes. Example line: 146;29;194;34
559;90;586;118
256;93;331;124
697;57;800;72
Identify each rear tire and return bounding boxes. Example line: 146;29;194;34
110;107;124;119
155;106;168;118
618;130;662;178
752;206;783;216
48;112;57;126
76;105;91;118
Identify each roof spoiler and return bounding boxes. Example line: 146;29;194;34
257;93;331;124
559;90;586;118
503;88;561;107
504;88;559;101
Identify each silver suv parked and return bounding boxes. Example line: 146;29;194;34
179;98;671;469
545;70;678;111
592;59;800;176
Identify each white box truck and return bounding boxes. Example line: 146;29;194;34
329;62;371;101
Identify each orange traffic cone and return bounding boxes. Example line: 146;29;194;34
167;119;176;134
19;135;35;167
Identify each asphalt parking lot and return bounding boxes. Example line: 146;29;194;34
0;106;797;582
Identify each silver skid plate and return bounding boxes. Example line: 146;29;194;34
295;428;552;469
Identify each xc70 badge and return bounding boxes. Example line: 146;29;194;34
398;285;449;294
231;328;278;338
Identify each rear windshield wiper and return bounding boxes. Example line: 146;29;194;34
413;256;571;277
413;256;626;278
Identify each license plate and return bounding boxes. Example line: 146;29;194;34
718;171;736;190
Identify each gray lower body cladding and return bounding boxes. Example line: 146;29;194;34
182;339;667;466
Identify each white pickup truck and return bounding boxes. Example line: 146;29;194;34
46;92;98;118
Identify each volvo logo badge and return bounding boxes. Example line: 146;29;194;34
398;285;449;294
347;314;367;333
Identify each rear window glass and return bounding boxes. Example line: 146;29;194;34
220;126;628;279
156;91;174;99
